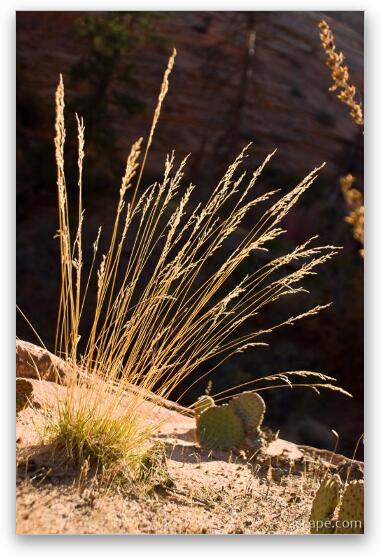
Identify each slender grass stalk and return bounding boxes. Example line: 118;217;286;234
31;51;347;480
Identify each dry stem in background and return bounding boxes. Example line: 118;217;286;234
318;20;364;126
318;20;364;258
340;174;364;257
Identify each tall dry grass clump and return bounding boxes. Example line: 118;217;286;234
31;50;350;483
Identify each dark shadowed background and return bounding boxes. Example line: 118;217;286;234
16;11;364;456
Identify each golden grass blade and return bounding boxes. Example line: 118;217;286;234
32;52;350;483
130;48;177;209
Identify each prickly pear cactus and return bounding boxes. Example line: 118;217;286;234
229;391;265;435
310;475;342;534
335;480;364;534
193;395;215;418
196;404;245;450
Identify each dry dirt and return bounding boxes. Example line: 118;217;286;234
16;341;363;535
16;390;344;535
16;455;316;535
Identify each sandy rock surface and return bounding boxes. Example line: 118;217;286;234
16;341;363;535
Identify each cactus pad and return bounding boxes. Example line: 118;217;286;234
196;404;245;450
194;395;215;418
309;475;341;534
229;391;265;435
335;480;364;534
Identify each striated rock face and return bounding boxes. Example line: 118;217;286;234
16;11;363;184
